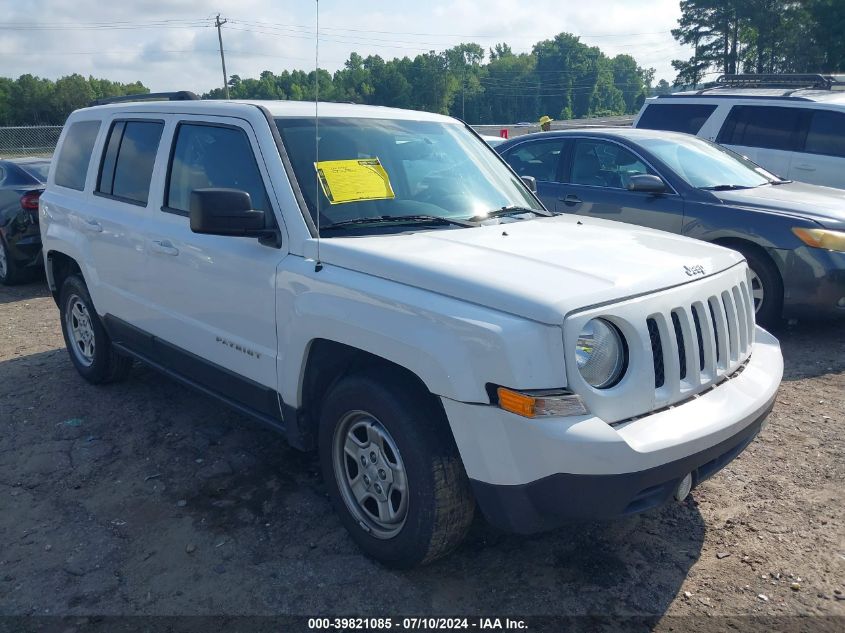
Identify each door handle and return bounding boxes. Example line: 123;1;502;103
150;239;179;256
82;218;102;233
793;164;816;171
559;194;582;204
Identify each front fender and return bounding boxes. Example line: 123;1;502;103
275;257;567;406
682;202;820;251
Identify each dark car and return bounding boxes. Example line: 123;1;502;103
0;157;49;284
496;129;845;325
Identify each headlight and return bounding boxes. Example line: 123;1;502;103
792;227;845;252
575;318;625;388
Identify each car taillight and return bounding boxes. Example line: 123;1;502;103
20;191;41;212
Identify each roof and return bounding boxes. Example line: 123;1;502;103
78;99;458;122
498;127;694;144
656;88;845;104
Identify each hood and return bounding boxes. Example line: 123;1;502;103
715;181;845;228
309;215;744;324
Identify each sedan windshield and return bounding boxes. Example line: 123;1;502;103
275;117;542;234
636;135;780;190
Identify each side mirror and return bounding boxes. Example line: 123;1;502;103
521;175;538;193
627;174;667;194
189;188;267;237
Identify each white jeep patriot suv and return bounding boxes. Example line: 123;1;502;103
40;94;783;568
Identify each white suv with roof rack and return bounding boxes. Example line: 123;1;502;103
40;93;782;567
634;74;845;189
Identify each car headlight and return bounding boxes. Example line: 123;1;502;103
575;318;626;388
792;227;845;252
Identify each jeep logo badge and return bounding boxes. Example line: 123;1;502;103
684;264;705;277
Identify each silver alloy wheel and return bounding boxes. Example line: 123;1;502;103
332;410;409;539
66;295;96;366
0;238;7;279
748;267;765;313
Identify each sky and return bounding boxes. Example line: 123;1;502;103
1;0;693;93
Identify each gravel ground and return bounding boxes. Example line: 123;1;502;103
0;279;843;624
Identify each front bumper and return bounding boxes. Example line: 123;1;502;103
441;327;782;533
777;246;845;318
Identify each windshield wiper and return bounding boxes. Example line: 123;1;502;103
321;214;477;231
699;184;756;191
467;205;550;222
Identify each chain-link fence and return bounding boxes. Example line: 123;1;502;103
0;126;62;158
0;116;634;159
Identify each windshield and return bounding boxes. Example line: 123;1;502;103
275;117;541;233
19;162;50;184
637;135;779;189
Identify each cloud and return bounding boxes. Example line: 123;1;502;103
0;0;691;93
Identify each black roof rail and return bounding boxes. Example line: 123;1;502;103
655;93;813;102
89;91;200;107
712;73;843;90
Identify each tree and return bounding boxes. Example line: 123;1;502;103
671;0;845;83
654;78;673;95
0;31;664;125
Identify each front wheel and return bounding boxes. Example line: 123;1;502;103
319;369;475;568
738;247;783;328
59;274;132;384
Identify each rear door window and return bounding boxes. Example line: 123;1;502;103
717;105;806;151
636;103;717;134
165;123;270;215
803;110;845;158
97;120;164;204
54;120;101;190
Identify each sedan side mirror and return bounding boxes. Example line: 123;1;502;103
627;174;667;194
521;175;538;193
190;188;268;237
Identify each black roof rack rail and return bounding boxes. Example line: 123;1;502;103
655;93;813;102
89;91;200;107
712;73;844;90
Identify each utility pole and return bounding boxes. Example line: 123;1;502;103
215;14;229;99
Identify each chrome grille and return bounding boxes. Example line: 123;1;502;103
647;278;755;406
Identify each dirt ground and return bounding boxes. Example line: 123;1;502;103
0;279;843;625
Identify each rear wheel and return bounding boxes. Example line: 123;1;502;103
59;274;132;384
0;234;22;285
319;369;475;568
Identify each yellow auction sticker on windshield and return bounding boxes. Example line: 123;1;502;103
314;158;395;205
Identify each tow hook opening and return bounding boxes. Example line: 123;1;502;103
674;473;693;502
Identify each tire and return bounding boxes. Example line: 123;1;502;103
318;368;475;568
0;233;23;286
58;274;132;384
736;246;783;328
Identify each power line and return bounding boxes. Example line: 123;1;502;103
226;19;672;40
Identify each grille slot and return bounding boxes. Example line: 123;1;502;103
671;311;687;380
691;305;705;371
647;317;665;389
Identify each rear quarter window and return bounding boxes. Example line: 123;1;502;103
803;110;845;158
54;120;101;190
636;103;717;134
